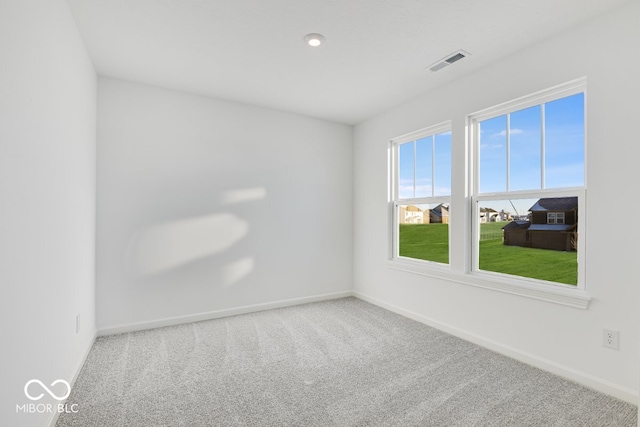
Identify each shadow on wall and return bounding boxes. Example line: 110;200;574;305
125;187;265;286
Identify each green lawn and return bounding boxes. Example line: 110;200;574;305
399;224;449;264
479;222;505;235
399;222;577;285
479;238;577;285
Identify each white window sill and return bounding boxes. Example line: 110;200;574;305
386;258;591;309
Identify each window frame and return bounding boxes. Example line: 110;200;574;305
389;121;452;267
469;78;587;291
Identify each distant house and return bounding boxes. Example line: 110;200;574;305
502;197;578;251
479;207;495;223
480;207;506;223
430;203;449;224
496;209;512;222
479;207;513;223
399;205;430;224
398;203;448;225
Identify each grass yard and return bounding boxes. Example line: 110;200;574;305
479;222;505;236
480;239;577;285
399;222;577;285
399;224;449;264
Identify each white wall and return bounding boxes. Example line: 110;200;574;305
353;1;640;401
0;1;97;426
96;78;353;330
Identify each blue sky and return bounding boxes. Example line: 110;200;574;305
399;93;584;216
480;92;584;194
398;131;451;199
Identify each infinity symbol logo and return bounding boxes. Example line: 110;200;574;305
24;379;71;401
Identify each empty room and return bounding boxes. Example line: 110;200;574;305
2;0;640;426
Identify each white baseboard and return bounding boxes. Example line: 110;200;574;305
48;330;98;427
353;291;639;405
98;290;353;336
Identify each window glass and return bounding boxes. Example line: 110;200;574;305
545;93;585;188
398;203;449;264
415;136;432;198
434;132;452;196
477;197;578;285
479;115;507;193
398;141;415;199
510;105;542;191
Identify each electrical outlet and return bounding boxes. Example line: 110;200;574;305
76;314;80;334
602;329;619;350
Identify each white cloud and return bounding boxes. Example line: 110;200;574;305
414;185;432;196
480;143;503;149
493;128;523;137
398;185;415;198
398;184;433;198
434;185;451;196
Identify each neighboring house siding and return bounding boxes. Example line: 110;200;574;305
430;204;449;224
530;230;575;251
502;197;578;252
504;229;529;247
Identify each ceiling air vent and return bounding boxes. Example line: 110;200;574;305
428;50;470;72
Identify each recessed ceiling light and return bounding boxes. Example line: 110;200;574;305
304;33;326;47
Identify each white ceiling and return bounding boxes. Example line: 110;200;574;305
67;0;629;125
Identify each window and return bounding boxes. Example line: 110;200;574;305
390;122;451;265
471;79;586;288
547;212;565;224
387;79;590;307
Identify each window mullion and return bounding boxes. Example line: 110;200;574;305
413;141;417;198
431;136;435;197
506;113;511;192
475;121;480;196
541;103;546;189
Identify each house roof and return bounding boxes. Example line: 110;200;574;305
502;222;577;232
529;224;576;232
432;203;449;215
404;205;422;212
502;221;531;230
529;197;578;212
